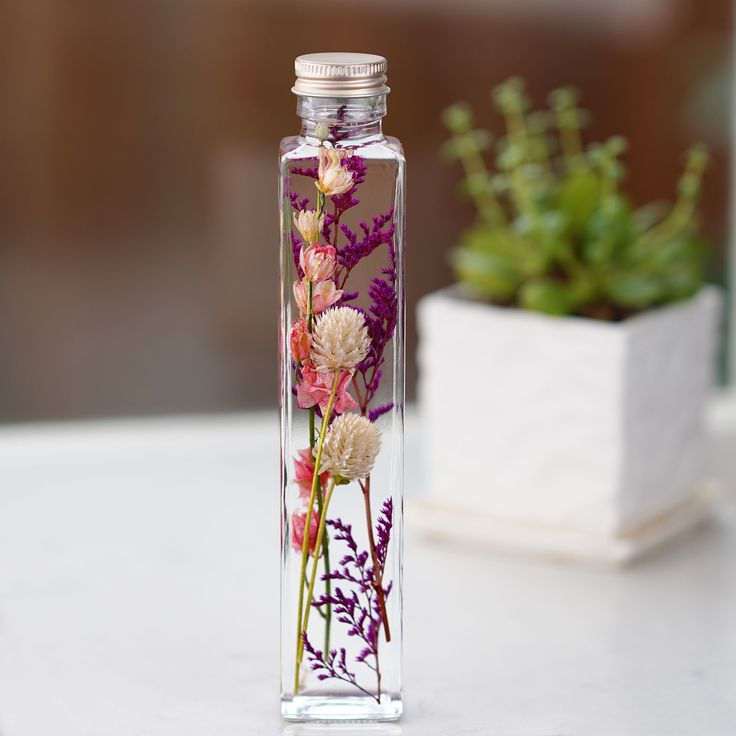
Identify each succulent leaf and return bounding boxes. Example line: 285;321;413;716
440;77;709;320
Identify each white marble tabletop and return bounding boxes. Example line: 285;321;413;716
1;413;735;736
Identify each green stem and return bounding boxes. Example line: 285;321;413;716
307;280;316;455
294;371;340;693
307;273;315;450
568;129;582;159
315;477;332;654
312;166;333;653
554;106;584;172
294;154;333;691
504;109;526;144
307;280;314;330
300;478;337;660
644;153;706;247
560;126;583;170
454;131;503;225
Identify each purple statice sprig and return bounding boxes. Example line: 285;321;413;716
291;164;318;180
354;240;398;412
302;635;377;701
304;499;393;701
291;231;304;276
328;104;350;144
329;155;367;225
368;403;393;423
289;192;311;212
335;211;394;282
340;289;360;304
332;210;397;413
375;497;393;570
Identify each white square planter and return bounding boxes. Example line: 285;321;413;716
415;286;722;565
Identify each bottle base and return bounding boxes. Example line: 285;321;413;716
281;694;402;722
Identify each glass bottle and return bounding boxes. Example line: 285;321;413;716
278;53;404;721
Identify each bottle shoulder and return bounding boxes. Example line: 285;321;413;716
279;134;404;164
383;135;405;161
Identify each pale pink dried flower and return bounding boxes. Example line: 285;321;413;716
289;319;311;363
315;148;354;197
293;209;324;244
290;507;319;554
300;244;337;282
296;363;356;415
293;447;328;499
293;279;343;316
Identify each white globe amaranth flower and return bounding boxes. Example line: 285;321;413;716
311;306;370;371
321;413;382;482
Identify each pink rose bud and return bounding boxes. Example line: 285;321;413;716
293;447;328;499
300;244;337;282
293;278;343;316
289;319;311;363
291;507;319;554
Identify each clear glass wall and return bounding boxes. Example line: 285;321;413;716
279;94;405;721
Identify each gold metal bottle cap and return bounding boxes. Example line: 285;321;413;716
292;53;389;98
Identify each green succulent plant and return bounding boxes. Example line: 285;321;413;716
441;78;709;320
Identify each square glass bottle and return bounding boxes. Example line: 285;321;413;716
278;53;405;722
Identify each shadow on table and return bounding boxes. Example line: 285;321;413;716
284;725;401;736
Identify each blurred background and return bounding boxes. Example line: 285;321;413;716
0;0;731;422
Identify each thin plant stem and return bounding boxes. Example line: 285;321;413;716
316;189;326;238
312;460;332;654
360;476;391;641
307;280;313;330
307;282;316;449
294;370;340;693
313;173;333;653
332;198;342;248
320;509;332;652
300;478;337;662
303;560;326;620
454;131;503;225
557;114;584;172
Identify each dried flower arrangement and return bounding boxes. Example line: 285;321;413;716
287;121;397;702
441;77;709;320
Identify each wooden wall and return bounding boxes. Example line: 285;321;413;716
0;0;730;420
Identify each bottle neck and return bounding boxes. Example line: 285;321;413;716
297;94;386;144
